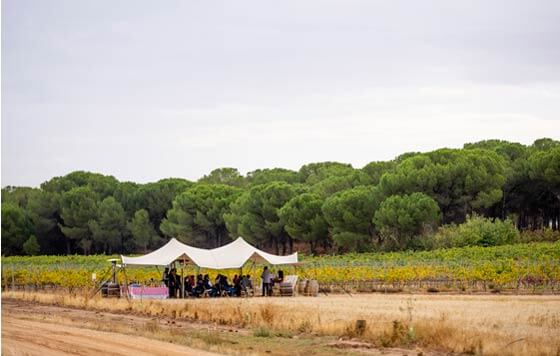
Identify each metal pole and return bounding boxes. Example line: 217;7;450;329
181;258;185;299
122;266;130;300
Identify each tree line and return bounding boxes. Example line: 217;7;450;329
2;138;559;256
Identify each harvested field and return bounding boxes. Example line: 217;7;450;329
2;292;560;355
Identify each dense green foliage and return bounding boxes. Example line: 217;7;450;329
280;193;329;253
161;184;241;248
128;209;159;253
2;138;559;256
373;193;440;251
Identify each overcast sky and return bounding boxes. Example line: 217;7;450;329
2;1;560;187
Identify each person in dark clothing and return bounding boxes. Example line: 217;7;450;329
184;275;194;296
175;271;183;298
212;274;222;297
168;268;178;298
194;274;205;297
215;275;231;296
203;274;212;290
233;275;242;297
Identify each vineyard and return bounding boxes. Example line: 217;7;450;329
2;241;560;293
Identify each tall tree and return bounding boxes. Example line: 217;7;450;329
134;178;192;233
361;161;397;186
225;182;298;254
1;186;40;208
322;186;382;252
373;193;440;251
89;197;127;254
531;138;560;152
298;162;356;185
379;148;506;224
246;168;299;186
1;202;34;255
113;181;140;218
128;209;159;252
160;184;242;248
198;168;245;187
42;171;118;198
280;193;328;253
310;171;371;198
27;191;66;254
59;186;99;254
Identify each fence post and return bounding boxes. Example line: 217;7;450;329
11;266;16;291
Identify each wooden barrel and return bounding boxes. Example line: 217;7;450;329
106;282;121;298
298;280;308;295
279;282;293;296
305;280;319;297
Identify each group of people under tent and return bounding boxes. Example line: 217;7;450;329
162;266;284;298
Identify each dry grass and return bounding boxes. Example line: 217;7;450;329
3;291;560;355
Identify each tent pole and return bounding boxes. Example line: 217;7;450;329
181;265;184;299
122;265;130;300
181;258;186;299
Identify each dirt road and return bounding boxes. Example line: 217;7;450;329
2;300;219;356
1;297;423;356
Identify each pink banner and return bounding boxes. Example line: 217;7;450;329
128;285;168;299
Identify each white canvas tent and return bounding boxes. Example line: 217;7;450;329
120;237;298;269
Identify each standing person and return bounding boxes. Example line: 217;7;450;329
168;268;178;298
261;266;271;296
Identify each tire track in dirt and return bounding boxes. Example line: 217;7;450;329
2;311;220;356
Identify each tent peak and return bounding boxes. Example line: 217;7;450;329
121;235;298;268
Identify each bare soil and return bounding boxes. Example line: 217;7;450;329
2;298;424;356
2;299;219;356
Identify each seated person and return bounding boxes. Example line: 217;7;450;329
219;275;235;296
203;274;213;290
184;275;194;296
209;274;222;297
277;270;284;283
241;274;254;295
193;274;205;297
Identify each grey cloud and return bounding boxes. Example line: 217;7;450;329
2;0;560;186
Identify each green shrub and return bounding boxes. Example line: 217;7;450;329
253;326;271;337
518;229;560;243
23;235;40;256
431;215;519;249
